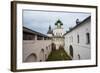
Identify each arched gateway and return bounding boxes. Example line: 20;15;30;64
25;53;37;62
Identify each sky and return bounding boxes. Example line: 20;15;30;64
23;10;90;35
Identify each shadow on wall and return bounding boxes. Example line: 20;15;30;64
39;48;45;61
25;53;37;62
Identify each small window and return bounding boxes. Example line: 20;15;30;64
37;36;43;40
77;35;79;43
86;33;90;44
78;54;80;60
71;36;73;42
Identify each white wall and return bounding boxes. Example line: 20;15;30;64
53;28;64;37
64;19;91;60
53;26;64;49
23;40;52;62
0;0;99;73
52;37;64;49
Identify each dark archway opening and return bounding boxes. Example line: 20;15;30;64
51;43;56;51
69;45;73;58
40;48;45;61
25;53;37;62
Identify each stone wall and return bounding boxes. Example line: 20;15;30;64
23;40;52;62
64;18;91;60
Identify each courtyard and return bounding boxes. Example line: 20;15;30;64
46;47;72;61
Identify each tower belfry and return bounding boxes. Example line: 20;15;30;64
47;19;64;50
52;19;64;49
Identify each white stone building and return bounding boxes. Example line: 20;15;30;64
47;19;64;50
23;27;52;62
64;16;91;60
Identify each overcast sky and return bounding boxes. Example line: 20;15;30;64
23;10;90;35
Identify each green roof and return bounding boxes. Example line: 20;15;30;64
55;19;63;25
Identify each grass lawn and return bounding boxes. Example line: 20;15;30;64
46;48;72;61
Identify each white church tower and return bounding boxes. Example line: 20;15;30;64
52;19;64;50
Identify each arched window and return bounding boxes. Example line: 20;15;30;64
86;33;90;44
78;54;80;60
77;35;79;43
69;45;73;58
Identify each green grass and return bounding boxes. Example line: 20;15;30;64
46;48;72;61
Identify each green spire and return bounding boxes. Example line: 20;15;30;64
55;19;63;28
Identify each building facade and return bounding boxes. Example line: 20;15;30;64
64;16;91;60
23;16;91;62
23;27;52;62
47;19;64;50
